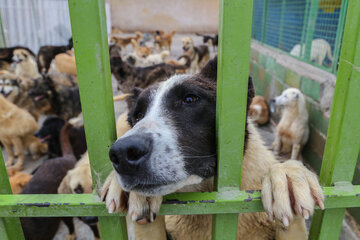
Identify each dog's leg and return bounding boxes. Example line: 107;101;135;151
291;143;301;160
272;134;282;155
63;217;76;240
101;171;126;213
262;160;324;239
3;141;15;166
11;137;24;169
128;193;162;223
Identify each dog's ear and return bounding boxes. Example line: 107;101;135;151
247;76;255;111
58;174;72;194
199;56;217;81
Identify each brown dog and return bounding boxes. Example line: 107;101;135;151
154;30;176;51
249;96;270;125
110;31;143;49
12;49;40;79
182;37;210;73
8;169;33;194
53;50;77;76
0;95;47;170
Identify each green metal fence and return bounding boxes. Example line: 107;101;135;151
0;0;359;239
252;0;348;73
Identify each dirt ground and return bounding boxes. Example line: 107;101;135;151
1;33;359;240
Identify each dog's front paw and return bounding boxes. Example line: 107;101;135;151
128;193;162;224
101;171;128;213
261;160;324;227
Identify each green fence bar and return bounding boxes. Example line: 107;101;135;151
213;0;253;239
331;0;349;73
261;0;268;42
278;0;286;49
304;0;319;61
0;10;6;48
68;0;127;239
300;0;310;58
0;149;24;239
309;0;360;239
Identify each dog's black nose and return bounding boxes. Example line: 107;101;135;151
34;130;40;138
109;134;152;175
270;99;276;104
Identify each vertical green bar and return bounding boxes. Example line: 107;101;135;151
300;0;310;58
0;10;6;47
213;0;253;239
304;0;319;61
68;1;127;239
331;0;349;73
261;0;268;43
0;149;25;239
309;0;360;239
278;0;286;49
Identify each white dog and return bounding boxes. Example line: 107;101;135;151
290;39;333;66
271;88;309;160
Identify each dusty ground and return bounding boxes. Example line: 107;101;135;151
1;33;359;240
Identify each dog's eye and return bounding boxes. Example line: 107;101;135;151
135;112;144;122
182;94;200;105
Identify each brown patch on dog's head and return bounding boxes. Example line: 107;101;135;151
9;171;33;194
137;46;153;58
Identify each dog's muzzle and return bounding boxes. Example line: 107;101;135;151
109;134;153;176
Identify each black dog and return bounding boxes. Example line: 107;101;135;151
109;45;189;93
196;33;218;51
28;75;81;120
35;116;87;160
36;38;73;73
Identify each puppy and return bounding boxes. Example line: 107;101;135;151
110;47;189;93
20;122;77;240
182;37;210;73
12;49;40;79
0;71;40;119
0;96;47;170
131;39;153;58
7;169;32;194
35;116;86;160
53;50;77;76
154;30;176;51
126;50;170;67
0;46;35;71
28;75;81;120
271;88;309;160
249;96;270;125
110;31;143;49
290;38;333;66
102;57;324;239
196;33;218;51
36;38;73;73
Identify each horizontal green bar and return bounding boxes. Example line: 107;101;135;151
0;186;359;217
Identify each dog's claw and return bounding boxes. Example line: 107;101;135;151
282;215;289;227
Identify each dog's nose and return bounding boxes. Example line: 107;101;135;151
109;134;152;175
270;99;276;104
34;130;40;138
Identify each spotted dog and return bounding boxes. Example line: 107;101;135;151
102;57;324;240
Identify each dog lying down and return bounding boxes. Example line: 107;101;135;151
101;57;324;239
271;88;309;160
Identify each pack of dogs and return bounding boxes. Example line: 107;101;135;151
0;27;319;240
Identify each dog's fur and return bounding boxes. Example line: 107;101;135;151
125;50;170;67
0;46;35;70
102;57;324;239
249;96;270;125
182;37;210;73
167;55;192;74
110;31;143;49
8;169;32;194
28;75;81;120
290;39;333;66
35;116;87;160
36;38;73;73
196;33;218;51
110;47;189;93
0;71;40;119
20;123;77;240
154;30;176;51
53;50;77;76
0;96;47;170
131;39;153;58
271;88;309;160
12;49;40;79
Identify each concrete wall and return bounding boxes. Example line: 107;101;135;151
109;0;219;33
249;40;336;173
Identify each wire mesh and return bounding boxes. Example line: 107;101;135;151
251;0;348;73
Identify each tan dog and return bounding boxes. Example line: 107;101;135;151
154;30;176;51
0;95;47;170
249;96;270;125
110;31;143;49
167;55;191;74
8;169;32;194
101;59;323;240
53;50;77;76
12;49;40;79
131;39;153;58
182;37;210;73
271;88;309;160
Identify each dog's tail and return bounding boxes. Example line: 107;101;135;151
60;122;76;161
113;93;132;102
170;30;176;36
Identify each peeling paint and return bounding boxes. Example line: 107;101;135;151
199;200;215;203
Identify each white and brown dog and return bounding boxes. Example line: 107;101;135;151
271;88;309;160
12;49;40;79
182;37;210;73
102;58;323;239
